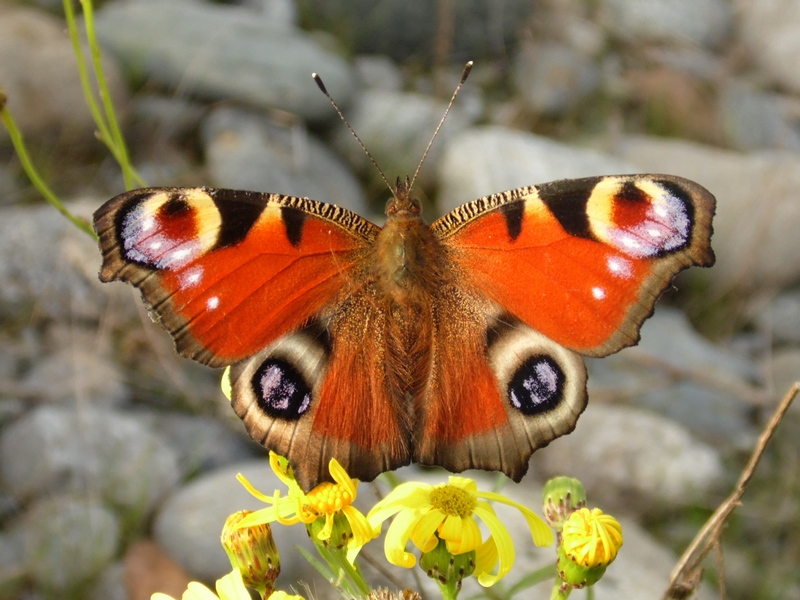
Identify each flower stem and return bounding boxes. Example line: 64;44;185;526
550;581;572;600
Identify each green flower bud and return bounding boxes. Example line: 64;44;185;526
419;535;475;595
542;476;587;532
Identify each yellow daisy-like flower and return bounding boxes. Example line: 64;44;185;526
237;452;376;562
561;507;623;567
367;476;554;587
151;569;250;600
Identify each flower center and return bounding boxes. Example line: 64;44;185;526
305;482;353;516
429;485;476;518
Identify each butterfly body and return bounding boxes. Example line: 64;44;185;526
94;173;715;491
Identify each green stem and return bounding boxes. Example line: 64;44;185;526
62;0;143;190
0;96;96;239
550;581;572;600
436;580;460;600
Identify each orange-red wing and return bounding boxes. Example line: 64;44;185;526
94;187;378;366
432;174;715;357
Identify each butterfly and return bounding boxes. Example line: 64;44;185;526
93;169;715;491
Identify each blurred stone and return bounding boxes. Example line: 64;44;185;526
296;0;532;62
19;328;130;407
766;348;800;415
136;412;258;476
532;404;725;512
513;41;601;116
0;5;128;150
16;496;120;593
735;0;800;94
597;0;731;47
752;290;800;346
354;54;403;91
0;406;181;513
0;201;113;322
437;125;633;215
589;309;758;447
615;136;800;293
332;89;473;196
202;106;366;212
152;460;324;587
95;0;354;121
719;82;800;151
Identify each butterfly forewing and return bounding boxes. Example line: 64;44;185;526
432;174;715;357
94;187;378;367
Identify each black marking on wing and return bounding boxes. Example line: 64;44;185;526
280;206;308;248
499;202;524;242
211;189;268;249
537;177;597;239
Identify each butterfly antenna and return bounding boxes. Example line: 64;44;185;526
408;60;473;192
312;72;396;198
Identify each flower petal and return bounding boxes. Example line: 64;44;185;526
475;535;499;576
410;508;445;552
476;490;554;547
328;459;357;497
383;508;424;568
214;570;251;600
183;581;220;600
343;505;377;549
443;515;482;555
473;503;515;586
368;483;432;529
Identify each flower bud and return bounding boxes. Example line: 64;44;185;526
542;476;587;532
221;510;280;595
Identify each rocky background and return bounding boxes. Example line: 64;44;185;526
1;0;799;598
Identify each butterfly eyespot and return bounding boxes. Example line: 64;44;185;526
507;354;565;415
252;358;312;420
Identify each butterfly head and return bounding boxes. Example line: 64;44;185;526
386;176;422;219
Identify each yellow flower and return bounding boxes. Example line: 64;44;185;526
367;476;554;587
151;569;250;600
561;507;623;567
237;452;376;562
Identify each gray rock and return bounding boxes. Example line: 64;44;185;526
597;0;731;47
353;55;403;92
766;349;800;413
94;0;355;121
15;496;120;593
753;290;800;346
437;126;633;215
332;89;474;196
19;328;130;407
0;5;128;149
152;460;325;587
589;308;758;446
513;41;601;116
136;412;258;476
88;562;127;600
0;163;21;206
202;106;366;212
719;82;800;152
615;135;800;292
0;202;111;322
735;0;800;95
0;406;181;514
532;404;724;511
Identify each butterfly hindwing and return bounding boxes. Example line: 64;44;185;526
433;174;715;357
93;187;378;367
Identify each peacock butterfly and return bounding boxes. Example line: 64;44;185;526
93;72;715;492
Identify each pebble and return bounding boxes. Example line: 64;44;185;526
735;0;800;94
437;125;634;215
14;496;120;593
201;106;367;212
719;82;800;152
512;41;601;116
752;290;800;346
0;406;181;514
94;0;355;121
532;404;725;511
596;0;732;47
331;89;474;195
